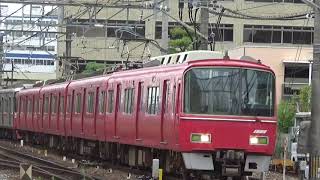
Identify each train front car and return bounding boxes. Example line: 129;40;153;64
179;59;276;179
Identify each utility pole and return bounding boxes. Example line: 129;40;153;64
306;0;320;178
161;0;169;54
199;0;209;50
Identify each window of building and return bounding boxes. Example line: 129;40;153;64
60;96;64;114
87;92;95;113
156;22;233;42
124;88;134;114
107;90;114;113
106;20;146;38
75;94;82;114
246;0;303;3
244;25;314;44
147;86;160;115
99;91;107;113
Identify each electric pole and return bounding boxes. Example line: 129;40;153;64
199;0;209;50
307;0;320;178
161;0;169;54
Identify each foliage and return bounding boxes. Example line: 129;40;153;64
83;62;106;74
277;99;296;133
168;27;194;53
297;86;311;112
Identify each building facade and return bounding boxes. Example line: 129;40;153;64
0;3;58;86
59;0;313;100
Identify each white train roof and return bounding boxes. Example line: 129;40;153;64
149;51;225;66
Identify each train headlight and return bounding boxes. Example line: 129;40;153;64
249;136;268;145
191;133;211;143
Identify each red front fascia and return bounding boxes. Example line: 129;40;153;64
178;116;277;155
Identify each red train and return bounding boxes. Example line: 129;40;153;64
2;51;277;179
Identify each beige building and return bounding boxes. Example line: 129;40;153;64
58;0;313;100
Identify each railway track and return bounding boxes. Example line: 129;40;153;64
0;144;104;180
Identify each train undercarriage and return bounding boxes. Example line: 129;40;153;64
2;131;269;180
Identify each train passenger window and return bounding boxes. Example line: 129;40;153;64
3;98;6;113
8;97;11;113
52;96;57;114
27;99;32;114
75;94;82;114
147;86;160;115
67;95;72;113
44;96;49;113
173;85;176;113
107;90;114;113
87;92;95;113
124;88;134;114
60;96;64;114
164;81;170;113
99;91;107;113
33;98;37;114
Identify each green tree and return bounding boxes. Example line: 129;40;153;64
168;27;193;53
277;99;296;133
83;62;106;74
298;86;311;112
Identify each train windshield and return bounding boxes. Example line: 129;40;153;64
184;68;275;117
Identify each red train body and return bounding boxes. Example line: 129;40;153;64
13;51;277;178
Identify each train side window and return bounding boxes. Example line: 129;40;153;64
107;90;114;113
44;96;49;114
75;94;82;114
27;98;32;114
176;55;180;63
173;85;176;113
147;86;160;115
87;92;94;114
164;81;170;113
8;97;11;113
124;88;134;114
67;95;72;113
52;96;57;114
168;56;172;64
99;91;107;114
60;96;64;114
3;98;6;113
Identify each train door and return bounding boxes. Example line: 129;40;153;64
58;93;65;134
160;80;171;144
65;90;74;136
84;88;95;139
73;89;84;137
51;94;58;133
95;87;106;141
105;86;115;141
174;80;181;145
114;83;121;139
135;82;143;141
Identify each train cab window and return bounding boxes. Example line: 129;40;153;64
147;86;160;115
52;96;58;114
124;88;134;114
87;92;94;113
75;94;82;114
99;91;107;114
44;96;49;113
60;96;64;114
176;55;180;63
107;90;114;113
